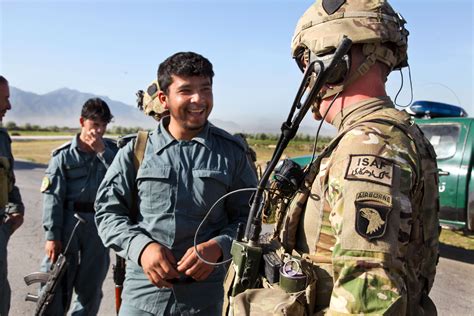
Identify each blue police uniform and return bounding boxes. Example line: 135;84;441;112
40;134;117;315
95;118;257;315
0;128;24;316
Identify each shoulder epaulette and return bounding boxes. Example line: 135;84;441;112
117;133;137;149
51;141;72;156
209;124;246;151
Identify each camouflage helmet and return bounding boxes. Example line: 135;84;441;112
136;79;169;121
291;0;409;71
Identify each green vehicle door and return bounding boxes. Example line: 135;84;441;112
416;118;471;227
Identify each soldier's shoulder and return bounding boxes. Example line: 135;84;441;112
51;141;72;157
209;125;246;151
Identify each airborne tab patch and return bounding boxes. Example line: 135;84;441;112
355;192;392;240
345;155;394;187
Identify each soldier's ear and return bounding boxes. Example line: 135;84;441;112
158;91;169;110
79;117;85;127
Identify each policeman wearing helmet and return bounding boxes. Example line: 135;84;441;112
233;1;440;315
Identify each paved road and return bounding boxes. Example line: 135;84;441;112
6;160;474;316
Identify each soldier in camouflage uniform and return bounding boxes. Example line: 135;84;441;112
234;0;440;315
0;75;25;316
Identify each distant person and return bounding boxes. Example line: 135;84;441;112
40;98;118;315
95;51;257;315
0;75;25;316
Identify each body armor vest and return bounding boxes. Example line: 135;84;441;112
274;107;439;314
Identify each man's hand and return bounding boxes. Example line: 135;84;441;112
45;240;62;263
4;213;24;234
83;129;105;154
177;240;222;281
140;242;180;289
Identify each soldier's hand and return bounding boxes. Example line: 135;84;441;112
45;240;62;263
177;240;222;281
84;130;105;154
5;213;24;234
140;242;180;289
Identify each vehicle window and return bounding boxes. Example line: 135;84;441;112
418;124;460;159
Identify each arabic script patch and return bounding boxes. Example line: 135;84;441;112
345;155;394;187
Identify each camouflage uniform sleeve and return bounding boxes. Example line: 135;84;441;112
41;153;67;241
325;124;417;315
1;130;24;215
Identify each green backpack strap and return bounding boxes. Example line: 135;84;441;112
130;130;149;222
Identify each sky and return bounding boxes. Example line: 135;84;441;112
1;0;473;130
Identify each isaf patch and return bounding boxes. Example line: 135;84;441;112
345;155;394;187
40;176;51;193
355;191;392;240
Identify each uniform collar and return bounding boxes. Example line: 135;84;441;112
71;134;81;150
332;96;394;131
153;116;212;154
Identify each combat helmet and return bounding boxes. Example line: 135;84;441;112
291;0;409;98
136;80;169;121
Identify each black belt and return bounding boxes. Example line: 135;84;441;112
64;201;95;213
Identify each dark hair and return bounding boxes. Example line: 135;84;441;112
81;98;113;123
0;76;8;86
157;52;214;94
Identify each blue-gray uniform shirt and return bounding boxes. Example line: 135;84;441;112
41;134;117;241
0;128;24;217
95;118;257;314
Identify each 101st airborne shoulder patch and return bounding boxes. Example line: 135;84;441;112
40;176;51;193
345;155;394;187
355;191;392;240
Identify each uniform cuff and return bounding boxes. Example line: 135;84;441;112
45;229;61;241
128;234;156;265
212;235;232;261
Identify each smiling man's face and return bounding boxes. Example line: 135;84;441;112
159;74;213;140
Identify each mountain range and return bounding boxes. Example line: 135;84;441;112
8;86;336;135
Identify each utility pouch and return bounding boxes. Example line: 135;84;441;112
234;254;320;316
233;287;307;316
0;157;10;209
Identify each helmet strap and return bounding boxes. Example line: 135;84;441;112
317;43;397;100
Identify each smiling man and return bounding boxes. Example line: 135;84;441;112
95;52;257;315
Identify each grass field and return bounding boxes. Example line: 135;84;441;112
11;138;474;250
12;138;322;165
12;140;68;165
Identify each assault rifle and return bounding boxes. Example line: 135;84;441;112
24;213;87;316
226;37;353;311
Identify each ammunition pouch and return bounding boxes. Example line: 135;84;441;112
227;246;334;316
